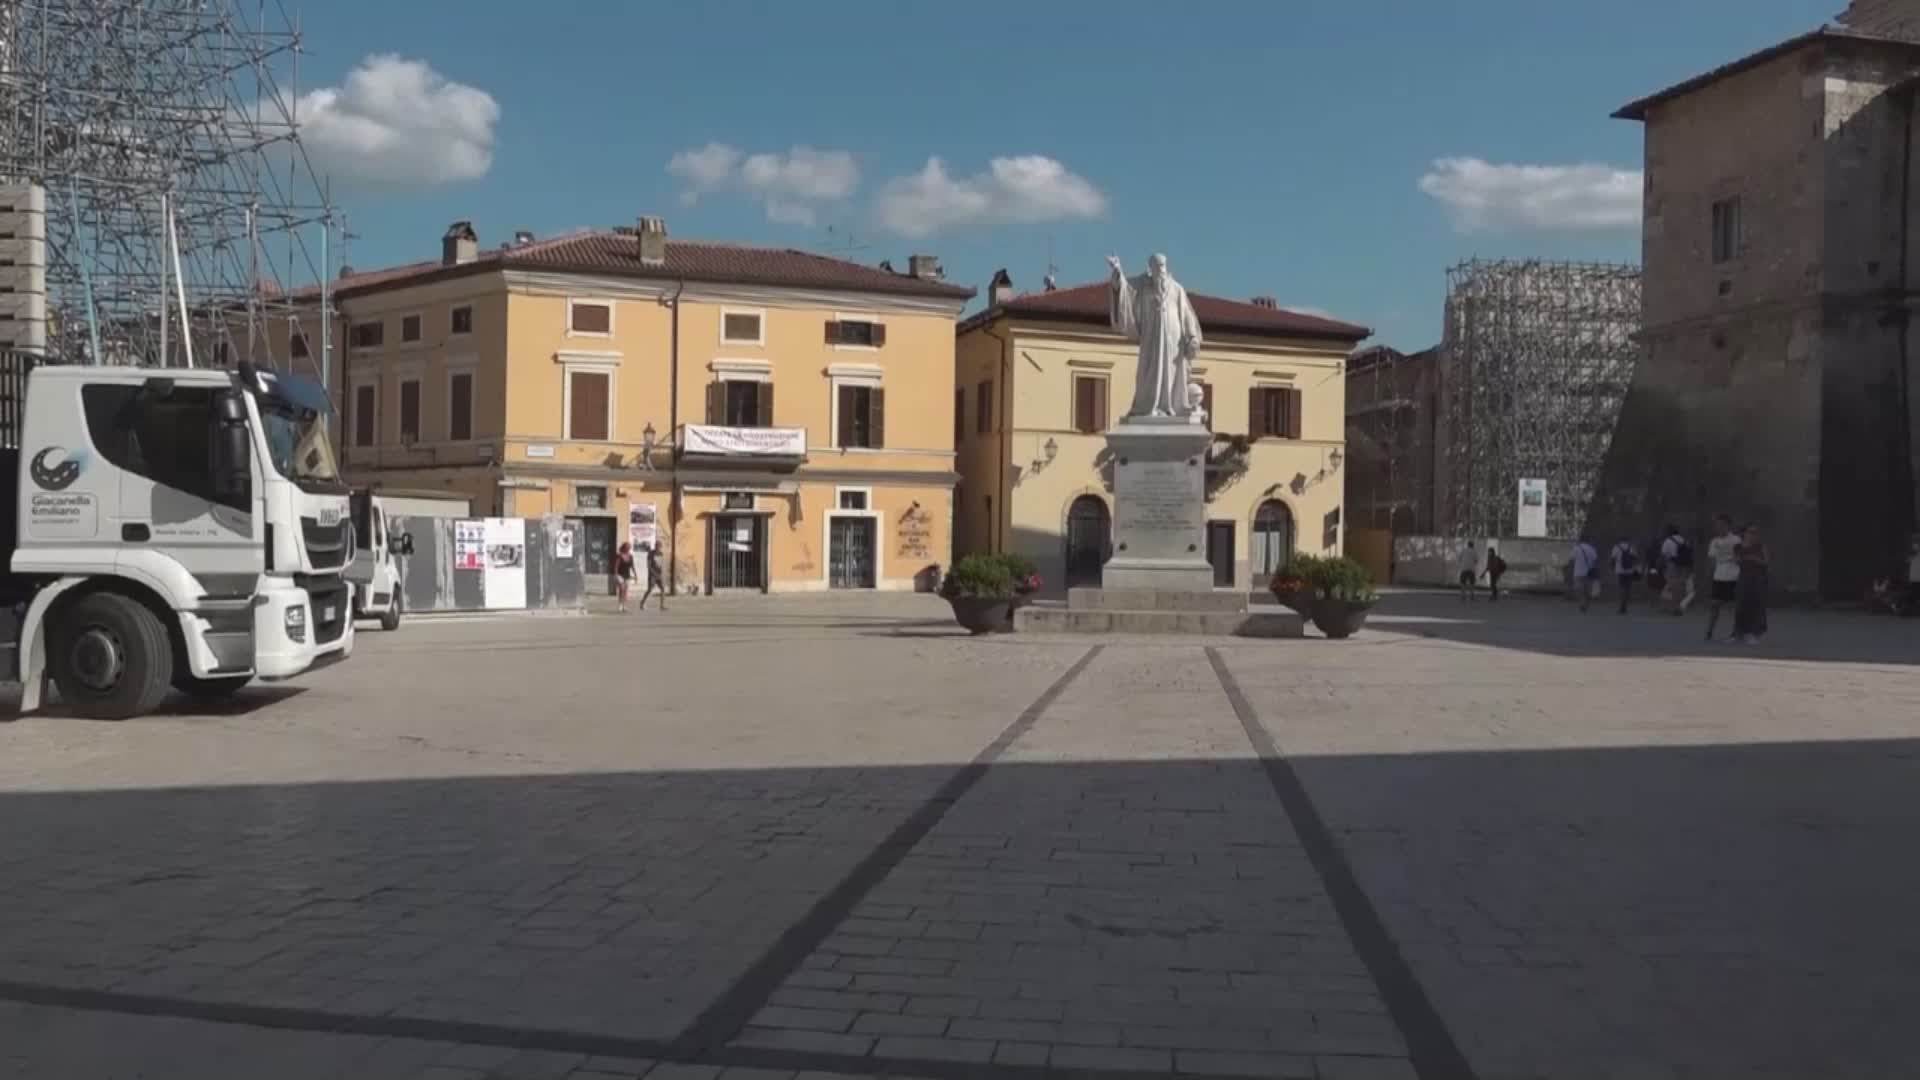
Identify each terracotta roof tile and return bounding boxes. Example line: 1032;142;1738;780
325;230;973;301
961;282;1370;342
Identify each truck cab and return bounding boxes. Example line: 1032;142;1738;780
348;490;412;631
3;359;355;718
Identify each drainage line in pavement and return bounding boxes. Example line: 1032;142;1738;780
1205;647;1479;1080
0;978;676;1061
666;644;1105;1060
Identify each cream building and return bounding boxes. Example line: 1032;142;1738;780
954;280;1369;592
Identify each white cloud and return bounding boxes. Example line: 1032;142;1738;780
667;143;859;226
1418;157;1641;233
873;155;1107;238
296;54;498;191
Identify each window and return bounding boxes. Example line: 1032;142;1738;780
451;306;473;335
399;379;421;444
567;369;611;440
713;379;773;427
350;321;383;349
976;379;992;434
1250;386;1303;439
836;384;886;449
838;489;869;511
448;372;473;441
1072;374;1108;434
290;332;309;359
569;300;612;335
722;310;763;345
954;388;965;445
575;485;607;510
1711;197;1742;264
825;319;886;347
81;384;248;513
401;314;422;343
353;384;376;447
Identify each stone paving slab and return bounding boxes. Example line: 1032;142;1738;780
734;646;1410;1077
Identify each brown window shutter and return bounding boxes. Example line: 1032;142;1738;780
869;387;886;449
1072;377;1089;433
823;320;840;345
1095;378;1108;431
571;371;609;440
756;380;774;427
870;323;887;348
837;385;855;447
1200;382;1213;432
1287;388;1303;439
706;381;722;425
355;385;375;445
1248;387;1265;439
450;373;473;441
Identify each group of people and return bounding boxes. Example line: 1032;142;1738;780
1568;516;1769;642
613;542;665;613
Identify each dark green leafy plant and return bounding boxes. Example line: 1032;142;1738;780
943;553;1018;598
1296;554;1376;602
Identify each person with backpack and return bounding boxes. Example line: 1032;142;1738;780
1659;523;1696;615
1484;543;1508;603
1611;535;1641;614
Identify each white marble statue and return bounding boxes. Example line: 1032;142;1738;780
1106;253;1203;419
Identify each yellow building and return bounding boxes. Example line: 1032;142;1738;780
299;219;973;594
954;281;1369;592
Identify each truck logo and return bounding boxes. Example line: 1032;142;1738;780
29;447;85;491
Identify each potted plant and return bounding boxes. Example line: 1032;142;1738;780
941;553;1024;634
1003;552;1043;603
1271;554;1377;638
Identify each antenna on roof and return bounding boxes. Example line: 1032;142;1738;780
824;223;870;261
1043;234;1058;292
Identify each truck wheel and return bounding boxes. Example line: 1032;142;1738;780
47;593;175;720
173;673;252;699
380;593;402;631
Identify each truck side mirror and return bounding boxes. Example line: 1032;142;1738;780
209;390;252;504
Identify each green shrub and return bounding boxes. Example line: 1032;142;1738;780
1297;554;1376;602
943;553;1017;598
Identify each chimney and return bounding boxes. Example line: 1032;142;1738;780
637;215;668;268
513;229;535;246
908;253;943;281
1251;295;1278;309
338;264;354;279
442;220;479;266
988;268;1014;307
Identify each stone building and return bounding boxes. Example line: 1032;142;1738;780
1344;344;1440;535
1601;4;1920;598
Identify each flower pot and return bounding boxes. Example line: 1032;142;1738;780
1309;597;1374;640
1272;587;1313;617
946;594;1018;635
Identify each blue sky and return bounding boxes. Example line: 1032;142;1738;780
292;0;1839;349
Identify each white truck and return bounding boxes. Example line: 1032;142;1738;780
1;356;355;719
347;490;413;631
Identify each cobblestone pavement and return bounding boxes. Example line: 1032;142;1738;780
1;591;1916;1079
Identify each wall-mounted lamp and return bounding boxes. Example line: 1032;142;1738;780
641;421;658;471
1328;447;1344;472
1033;436;1059;474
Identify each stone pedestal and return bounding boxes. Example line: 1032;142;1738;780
1103;418;1215;592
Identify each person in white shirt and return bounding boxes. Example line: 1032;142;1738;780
1571;537;1600;612
1455;540;1482;601
1610;536;1642;614
1658;524;1696;615
1703;514;1742;640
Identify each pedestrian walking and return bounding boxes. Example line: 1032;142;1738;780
1659;524;1696;615
1457;540;1480;602
1572;536;1601;613
1611;536;1642;614
613;542;636;613
1732;524;1770;644
1703;515;1741;640
637;543;666;611
1485;543;1508;602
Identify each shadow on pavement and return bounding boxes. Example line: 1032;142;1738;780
1;685;305;723
0;739;1915;1079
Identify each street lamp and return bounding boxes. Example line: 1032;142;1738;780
1043;437;1058;465
641;421;657;471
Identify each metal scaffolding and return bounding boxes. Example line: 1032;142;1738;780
0;0;334;375
1440;258;1640;539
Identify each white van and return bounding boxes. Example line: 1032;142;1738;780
347;491;413;631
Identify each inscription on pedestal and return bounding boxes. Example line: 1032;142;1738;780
1116;457;1201;558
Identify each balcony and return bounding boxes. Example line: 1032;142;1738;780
677;423;808;469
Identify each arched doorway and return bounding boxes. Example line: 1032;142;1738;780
1064;496;1111;589
1251;499;1295;586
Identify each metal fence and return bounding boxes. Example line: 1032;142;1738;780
392;514;587;615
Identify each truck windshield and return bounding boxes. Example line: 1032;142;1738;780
261;402;342;487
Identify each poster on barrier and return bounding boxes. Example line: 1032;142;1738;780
482;517;526;609
1517;478;1549;538
628;501;658;552
454;520;486;570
